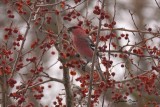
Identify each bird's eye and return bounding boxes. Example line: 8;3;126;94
90;44;95;50
75;54;80;58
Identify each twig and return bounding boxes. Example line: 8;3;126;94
85;0;89;18
129;10;157;66
102;91;106;107
40;72;64;84
87;0;105;107
108;0;117;60
91;28;160;36
18;78;63;93
115;70;151;84
155;0;160;9
46;60;59;69
103;50;159;59
36;1;62;7
10;12;32;78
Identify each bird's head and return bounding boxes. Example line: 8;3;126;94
68;26;86;37
68;26;83;32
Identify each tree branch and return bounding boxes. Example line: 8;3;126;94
87;0;106;107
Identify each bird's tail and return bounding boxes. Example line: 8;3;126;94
95;58;106;82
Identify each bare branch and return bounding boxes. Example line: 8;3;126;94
87;0;106;107
10;12;32;78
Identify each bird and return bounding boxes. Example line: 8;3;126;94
68;26;106;81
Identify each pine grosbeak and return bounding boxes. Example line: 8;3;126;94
68;26;94;62
68;26;106;81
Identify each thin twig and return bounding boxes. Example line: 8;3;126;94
85;0;89;18
108;0;117;60
36;1;62;7
115;70;151;84
102;91;106;107
91;28;160;36
155;0;160;9
103;50;159;59
129;10;157;66
10;12;32;78
18;78;62;93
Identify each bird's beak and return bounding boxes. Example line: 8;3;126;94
68;27;73;32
